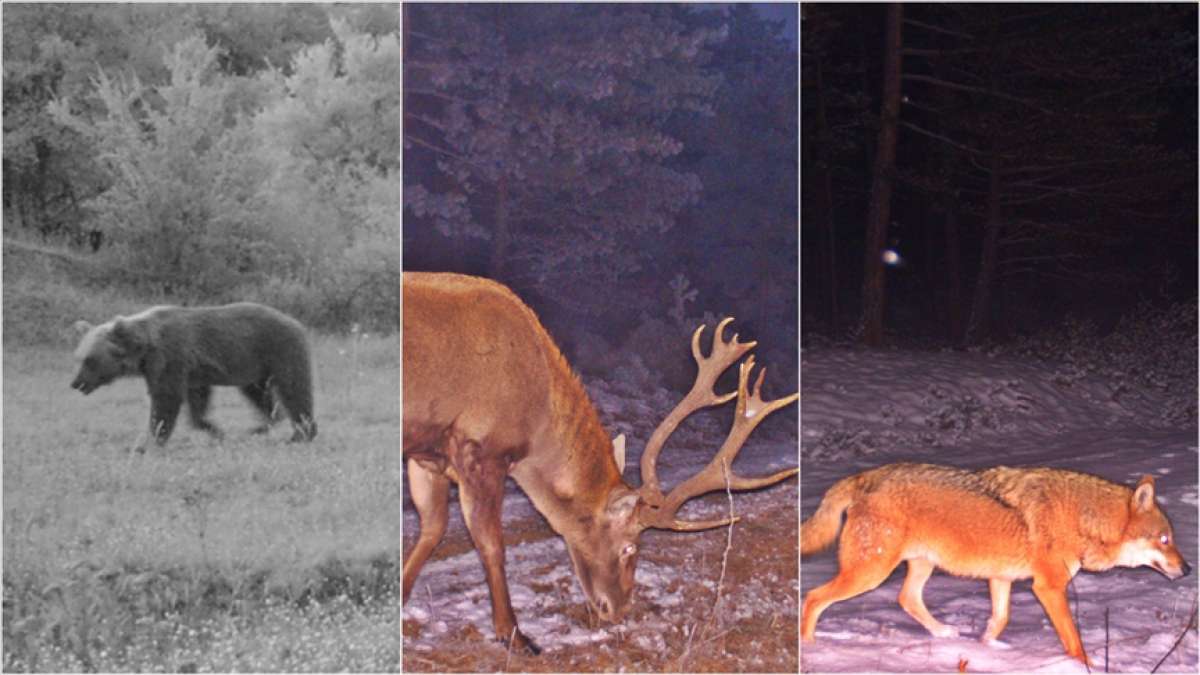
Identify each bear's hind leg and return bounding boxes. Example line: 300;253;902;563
240;381;278;434
187;386;224;440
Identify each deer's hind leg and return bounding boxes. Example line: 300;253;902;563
402;458;451;600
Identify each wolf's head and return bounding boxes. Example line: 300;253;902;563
1115;475;1191;579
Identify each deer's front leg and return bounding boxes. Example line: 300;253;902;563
454;437;541;655
403;458;451;601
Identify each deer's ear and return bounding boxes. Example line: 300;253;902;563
606;489;640;520
612;434;626;474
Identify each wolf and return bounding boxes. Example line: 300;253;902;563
801;463;1191;665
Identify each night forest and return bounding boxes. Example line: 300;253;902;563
802;4;1197;347
403;4;798;387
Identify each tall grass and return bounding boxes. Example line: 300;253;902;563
3;332;401;671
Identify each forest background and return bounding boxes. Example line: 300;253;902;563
4;3;400;338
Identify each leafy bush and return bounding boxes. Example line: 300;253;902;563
44;20;399;334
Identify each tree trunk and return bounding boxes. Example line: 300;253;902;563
859;3;902;347
965;137;1002;344
813;50;840;331
923;204;938;327
928;53;965;344
488;174;511;280
964;15;1005;346
944;201;964;342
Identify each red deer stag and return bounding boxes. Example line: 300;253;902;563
402;272;796;654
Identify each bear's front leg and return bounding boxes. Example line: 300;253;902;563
141;391;183;453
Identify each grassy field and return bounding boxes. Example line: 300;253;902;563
3;334;401;671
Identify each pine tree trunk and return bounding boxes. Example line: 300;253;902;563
923;204;938;327
488;175;511;280
813;50;840;331
859;3;902;347
965;138;1002;344
944;202;964;342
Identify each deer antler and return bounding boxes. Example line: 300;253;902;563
637;318;798;532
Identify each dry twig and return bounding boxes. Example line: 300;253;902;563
1151;591;1198;673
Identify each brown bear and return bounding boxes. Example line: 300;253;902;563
71;302;317;451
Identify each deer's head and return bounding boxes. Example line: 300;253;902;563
562;318;798;624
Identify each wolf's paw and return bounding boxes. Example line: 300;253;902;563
930;624;960;639
984;638;1012;649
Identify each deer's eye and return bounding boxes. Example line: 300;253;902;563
1159;533;1171;546
621;543;637;558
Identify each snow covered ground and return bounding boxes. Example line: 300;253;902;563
801;346;1198;673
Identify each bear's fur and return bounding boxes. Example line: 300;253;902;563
71;302;317;451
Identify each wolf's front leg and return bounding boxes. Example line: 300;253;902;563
1031;567;1090;666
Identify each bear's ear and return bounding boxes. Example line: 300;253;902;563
72;320;93;337
110;318;149;352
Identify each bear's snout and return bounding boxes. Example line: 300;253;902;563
70;376;96;394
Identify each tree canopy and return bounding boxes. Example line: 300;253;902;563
404;4;797;364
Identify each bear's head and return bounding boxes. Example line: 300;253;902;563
70;318;151;394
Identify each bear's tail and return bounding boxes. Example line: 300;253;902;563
801;475;859;555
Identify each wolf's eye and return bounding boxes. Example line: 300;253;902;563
621;543;637;558
1159;533;1171;546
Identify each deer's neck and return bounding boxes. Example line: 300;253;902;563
510;361;626;531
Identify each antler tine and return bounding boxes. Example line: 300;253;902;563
639;354;798;532
638;318;755;506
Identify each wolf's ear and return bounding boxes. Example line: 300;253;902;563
72;320;93;337
1132;475;1156;512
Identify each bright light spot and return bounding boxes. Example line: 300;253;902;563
881;249;902;266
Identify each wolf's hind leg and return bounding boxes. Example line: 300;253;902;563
802;514;902;641
898;558;959;638
982;578;1012;643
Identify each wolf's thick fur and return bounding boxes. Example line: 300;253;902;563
801;463;1191;665
71;303;316;450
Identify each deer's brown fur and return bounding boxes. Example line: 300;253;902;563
402;271;795;654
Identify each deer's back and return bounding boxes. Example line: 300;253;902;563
402;272;553;460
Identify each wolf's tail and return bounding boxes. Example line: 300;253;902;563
801;475;858;555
